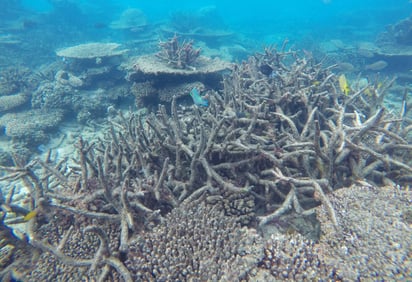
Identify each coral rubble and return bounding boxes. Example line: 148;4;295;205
0;45;411;281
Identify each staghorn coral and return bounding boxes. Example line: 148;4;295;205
0;45;411;281
156;34;201;69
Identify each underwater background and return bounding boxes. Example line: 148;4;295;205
3;0;412;66
1;0;412;281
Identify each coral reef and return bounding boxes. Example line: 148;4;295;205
0;46;411;281
55;43;128;90
317;184;412;280
123;39;231;109
127;52;231;76
32;53;131;124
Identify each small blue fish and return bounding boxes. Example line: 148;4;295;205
190;87;209;107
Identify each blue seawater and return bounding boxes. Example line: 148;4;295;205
16;0;412;46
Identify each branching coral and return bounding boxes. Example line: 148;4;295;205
156;34;201;69
0;44;411;280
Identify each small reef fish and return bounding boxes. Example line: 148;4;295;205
337;62;355;72
365;60;388;71
23;209;38;221
338;74;351;95
190;87;209;107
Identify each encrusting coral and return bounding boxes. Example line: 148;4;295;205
0;44;411;280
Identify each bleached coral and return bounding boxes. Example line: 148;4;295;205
126;203;263;281
56;43;127;59
0;93;29;113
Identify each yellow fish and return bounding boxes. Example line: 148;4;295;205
23;209;38;221
338;74;351;95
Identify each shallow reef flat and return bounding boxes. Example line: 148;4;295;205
0;37;411;281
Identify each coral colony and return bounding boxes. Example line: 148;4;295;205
156;34;201;69
0;34;411;281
